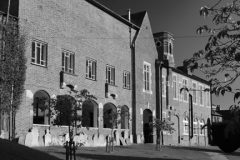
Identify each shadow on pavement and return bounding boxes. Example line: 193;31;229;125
172;146;240;156
56;152;182;160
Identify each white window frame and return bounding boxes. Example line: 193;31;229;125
183;116;189;135
172;74;178;100
106;65;115;85
205;86;210;108
199;119;205;136
86;58;97;80
32;39;48;67
179;81;182;101
123;71;130;89
199;84;204;106
162;75;166;97
182;78;188;102
143;62;152;93
192;81;197;105
193;118;198;135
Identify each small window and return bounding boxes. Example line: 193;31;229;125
193;118;198;135
162;75;166;97
179;82;182;101
183;116;189;135
143;62;151;92
199;119;205;135
32;40;48;66
182;78;188;102
199;85;204;106
86;58;97;80
205;87;210;107
106;65;115;85
62;50;75;74
123;71;130;89
173;75;177;99
192;82;197;104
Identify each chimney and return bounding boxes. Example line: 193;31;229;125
127;9;131;22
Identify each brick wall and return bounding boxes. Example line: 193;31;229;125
16;0;136;137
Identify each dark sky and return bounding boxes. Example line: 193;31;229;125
96;0;233;110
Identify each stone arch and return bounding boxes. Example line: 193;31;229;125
103;103;117;128
82;99;98;128
143;109;153;143
121;105;129;129
33;90;50;125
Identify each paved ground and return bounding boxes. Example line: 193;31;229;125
35;144;240;160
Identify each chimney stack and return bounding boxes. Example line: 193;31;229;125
127;9;131;22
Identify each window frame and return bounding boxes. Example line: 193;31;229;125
123;71;131;90
162;75;166;97
205;86;210;107
199;84;204;106
183;116;189;135
192;81;197;105
182;78;188;102
62;49;75;74
193;118;198;135
199;119;205;136
172;74;178;100
143;62;152;93
31;39;48;67
86;58;97;81
178;81;182;101
106;65;115;85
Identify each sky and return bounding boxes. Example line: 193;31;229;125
96;0;234;110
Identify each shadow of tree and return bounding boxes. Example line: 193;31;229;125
172;146;240;156
56;152;181;160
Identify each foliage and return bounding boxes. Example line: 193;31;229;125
150;118;175;134
184;0;240;138
103;105;130;151
0;19;27;139
0;21;27;112
43;89;96;140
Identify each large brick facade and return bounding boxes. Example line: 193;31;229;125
0;0;211;146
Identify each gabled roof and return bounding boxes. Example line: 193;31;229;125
122;11;146;27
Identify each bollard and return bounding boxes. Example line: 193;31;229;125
73;141;76;160
66;141;69;160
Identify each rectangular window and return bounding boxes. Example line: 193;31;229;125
123;71;130;89
162;75;166;97
32;40;48;66
86;58;97;80
106;65;115;85
192;82;197;104
183;118;189;135
183;79;188;102
205;87;210;107
179;82;182;101
173;75;177;99
199;85;204;106
62;50;75;74
193;120;198;135
143;62;151;92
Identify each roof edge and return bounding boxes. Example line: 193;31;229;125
86;0;140;30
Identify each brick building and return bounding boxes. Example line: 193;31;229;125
0;0;211;146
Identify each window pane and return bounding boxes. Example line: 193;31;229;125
37;44;41;64
32;42;35;62
65;55;68;72
92;61;96;79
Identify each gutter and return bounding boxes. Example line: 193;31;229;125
86;0;140;30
